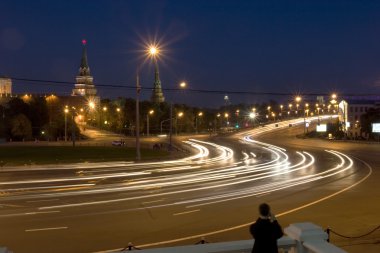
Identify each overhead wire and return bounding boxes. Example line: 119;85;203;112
9;76;380;97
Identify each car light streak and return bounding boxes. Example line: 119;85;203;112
25;226;67;232
2;184;94;192
0;172;152;186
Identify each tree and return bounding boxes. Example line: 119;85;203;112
10;114;32;140
361;108;380;138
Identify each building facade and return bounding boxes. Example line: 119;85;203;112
346;100;379;124
344;99;380;139
0;77;12;97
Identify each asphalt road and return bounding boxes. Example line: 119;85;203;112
0;116;379;253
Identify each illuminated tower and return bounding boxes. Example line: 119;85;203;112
72;39;97;97
151;60;165;103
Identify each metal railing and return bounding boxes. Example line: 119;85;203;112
117;223;347;253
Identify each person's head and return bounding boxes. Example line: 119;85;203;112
259;203;270;217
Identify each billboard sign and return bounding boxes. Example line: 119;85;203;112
372;123;380;133
316;124;327;132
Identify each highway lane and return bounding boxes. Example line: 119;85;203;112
0;116;374;253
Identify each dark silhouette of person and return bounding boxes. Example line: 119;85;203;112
250;203;283;253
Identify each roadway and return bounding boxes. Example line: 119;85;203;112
0;116;379;253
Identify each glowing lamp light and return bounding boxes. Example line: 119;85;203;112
149;46;158;56
88;101;95;109
82;39;87;45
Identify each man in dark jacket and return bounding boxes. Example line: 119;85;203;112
250;203;283;253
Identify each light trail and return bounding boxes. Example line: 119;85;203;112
25;227;67;232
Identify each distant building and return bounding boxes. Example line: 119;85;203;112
316;96;324;105
0;77;12;97
344;99;380;139
346;100;380;124
72;40;97;97
151;60;165;103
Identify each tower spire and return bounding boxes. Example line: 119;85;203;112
79;39;90;76
72;39;97;97
151;58;165;103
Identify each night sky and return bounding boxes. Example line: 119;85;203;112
1;0;380;107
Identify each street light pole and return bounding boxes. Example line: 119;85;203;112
169;102;173;150
147;110;154;137
135;72;141;161
71;110;76;147
64;108;68;142
147;114;150;137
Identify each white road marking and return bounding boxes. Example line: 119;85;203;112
173;209;200;216
142;199;165;204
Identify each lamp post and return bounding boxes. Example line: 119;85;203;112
215;113;221;133
295;96;301;115
70;106;76;147
249;112;256;127
176;112;183;135
169;82;186;149
147;110;154;136
224;113;229;127
64;107;69;142
135;72;141;160
196;112;203;134
272;112;276;121
135;45;158;159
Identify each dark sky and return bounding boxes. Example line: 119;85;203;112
1;0;380;107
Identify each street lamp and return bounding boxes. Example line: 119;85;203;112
167;82;187;149
196;112;203;134
88;101;95;110
135;45;159;160
64;107;69;142
135;71;141;160
224;112;229;126
179;82;187;88
295;96;302;115
70;106;77;147
176;112;183;135
147;109;154;136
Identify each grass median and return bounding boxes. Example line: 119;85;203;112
0;146;169;166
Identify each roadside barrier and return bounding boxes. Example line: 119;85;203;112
326;225;380;242
121;242;141;251
195;237;209;244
